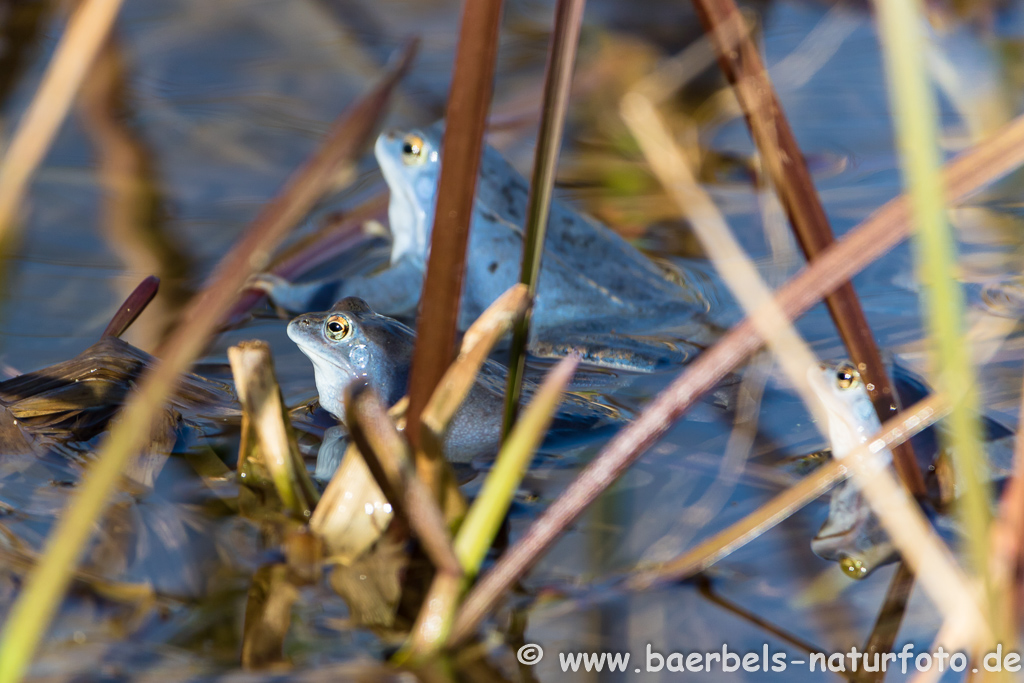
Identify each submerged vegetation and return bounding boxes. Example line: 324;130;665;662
0;0;1023;680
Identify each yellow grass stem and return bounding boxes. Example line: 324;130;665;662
0;0;125;247
455;354;579;578
871;0;992;614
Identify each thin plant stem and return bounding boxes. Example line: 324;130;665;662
871;0;993;628
502;0;586;437
405;0;504;499
0;0;126;263
101;275;160;339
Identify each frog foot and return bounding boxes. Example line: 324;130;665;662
246;273;342;313
530;333;698;372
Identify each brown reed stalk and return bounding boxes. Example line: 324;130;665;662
690;0;926;496
447;112;1024;645
405;0;504;500
101;275;160;339
854;562;916;683
226;192;389;326
345;385;462;577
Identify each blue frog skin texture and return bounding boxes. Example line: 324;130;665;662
287;297;620;481
261;122;721;371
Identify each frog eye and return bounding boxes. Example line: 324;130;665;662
834;362;860;390
401;134;426;166
325;315;351;341
839;555;869;579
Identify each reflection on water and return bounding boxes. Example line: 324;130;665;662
2;0;1024;679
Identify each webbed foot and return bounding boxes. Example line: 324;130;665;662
248;273;344;314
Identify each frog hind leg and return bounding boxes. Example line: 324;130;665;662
251;256;424;316
528;331;702;372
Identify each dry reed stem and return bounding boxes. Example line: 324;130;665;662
854;562;916;683
229;341;319;518
227;192;389;326
447;104;1024;651
625;90;985;644
0;44;416;682
691;0;926;495
308;439;393;562
345;385;462;576
0;0;125;247
423;285;528;450
406;0;504;497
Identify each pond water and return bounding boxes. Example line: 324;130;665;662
3;0;1024;680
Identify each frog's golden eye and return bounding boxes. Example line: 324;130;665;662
325;315;351;341
401;134;426;166
840;555;869;579
835;362;860;390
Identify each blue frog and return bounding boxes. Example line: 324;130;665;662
809;360;1014;579
287;297;620;481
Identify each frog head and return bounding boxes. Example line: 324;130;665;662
287;297;414;420
374;125;444;268
812;361;880;453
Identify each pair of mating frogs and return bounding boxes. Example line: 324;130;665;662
272;123;1010;579
276;124;705;478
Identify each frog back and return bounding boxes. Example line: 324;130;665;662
463;142;709;329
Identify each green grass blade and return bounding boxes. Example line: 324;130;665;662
456;354;578;578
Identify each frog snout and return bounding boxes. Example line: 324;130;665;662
288;316;314;332
286;316;318;344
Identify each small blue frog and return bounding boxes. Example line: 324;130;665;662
259;123;720;371
809;360;1014;579
287;297;619;481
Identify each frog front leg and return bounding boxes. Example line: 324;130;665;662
315;424;349;483
251;255;424;316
